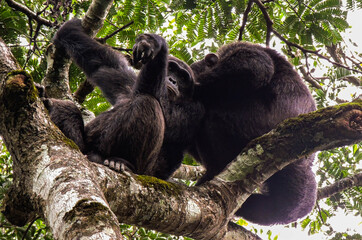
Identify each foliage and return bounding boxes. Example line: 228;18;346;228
0;0;362;239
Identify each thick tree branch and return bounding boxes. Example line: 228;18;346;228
1;35;362;239
41;44;73;99
0;37;123;240
76;100;362;239
317;173;362;200
218;102;362;183
217;100;362;213
0;38;20;128
82;0;114;37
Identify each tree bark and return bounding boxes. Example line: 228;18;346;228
317;173;362;200
171;164;206;181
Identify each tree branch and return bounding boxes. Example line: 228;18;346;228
238;0;253;41
298;66;324;90
171;164;206;181
326;45;361;86
0;37;123;239
253;0;273;46
217;101;362;186
317;173;362;200
100;21;134;43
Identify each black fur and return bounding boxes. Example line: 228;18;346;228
189;42;317;225
53;19;202;176
35;83;86;153
54;19;167;175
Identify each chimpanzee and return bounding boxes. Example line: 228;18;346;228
49;19;317;226
52;19;203;175
53;19;170;174
189;42;317;225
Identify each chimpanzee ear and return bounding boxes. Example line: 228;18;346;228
205;53;218;67
168;60;192;81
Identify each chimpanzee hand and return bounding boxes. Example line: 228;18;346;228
133;34;166;65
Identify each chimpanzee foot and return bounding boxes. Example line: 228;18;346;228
103;157;135;173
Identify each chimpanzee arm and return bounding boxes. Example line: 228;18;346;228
132;34;169;99
53;18;136;104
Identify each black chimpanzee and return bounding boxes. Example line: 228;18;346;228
51;19;169;174
51;18;203;175
45;19;317;226
189;42;317;225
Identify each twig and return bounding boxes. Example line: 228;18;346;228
285;0;306;25
316;201;325;224
112;47;133;52
5;0;54;27
272;30;362;74
100;21;134;43
298;66;323;90
238;0;254;41
346;56;362;71
21;218;38;240
253;0;273;46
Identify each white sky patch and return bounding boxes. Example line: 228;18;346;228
345;10;362;49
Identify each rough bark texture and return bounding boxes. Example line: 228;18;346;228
171;164;206;181
42;44;73;99
82;0;114;37
216;101;362;215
